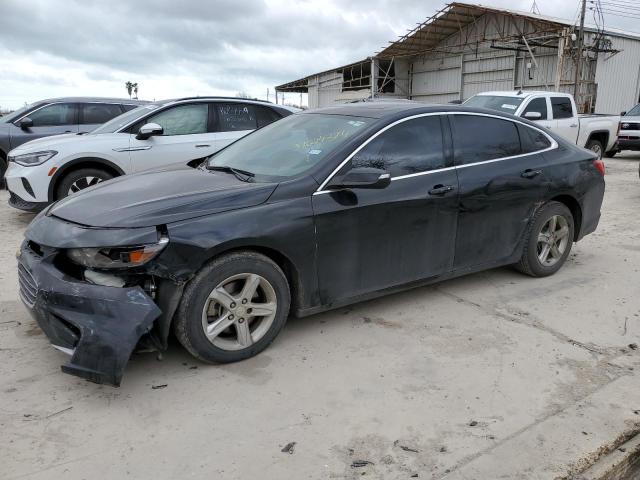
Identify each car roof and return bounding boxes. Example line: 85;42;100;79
473;90;569;98
302;101;521;119
154;97;294;110
36;97;149;104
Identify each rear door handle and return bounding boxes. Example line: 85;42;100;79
428;184;455;196
195;144;211;148
570;124;578;128
521;169;542;179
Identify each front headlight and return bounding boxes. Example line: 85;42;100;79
10;150;57;166
66;236;168;269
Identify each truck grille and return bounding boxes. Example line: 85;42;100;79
18;263;38;308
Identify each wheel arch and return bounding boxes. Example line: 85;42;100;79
48;157;125;201
197;242;305;315
585;130;609;150
549;194;582;241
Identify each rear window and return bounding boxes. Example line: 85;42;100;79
451;115;521;164
518;124;552;153
81;103;123;124
256;106;282;128
551;97;574;119
214;103;258;132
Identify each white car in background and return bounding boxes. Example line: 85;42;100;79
5;97;298;211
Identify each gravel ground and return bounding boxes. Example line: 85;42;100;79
1;154;639;480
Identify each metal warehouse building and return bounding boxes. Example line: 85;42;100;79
275;2;640;114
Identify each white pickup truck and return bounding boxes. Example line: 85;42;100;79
464;91;619;158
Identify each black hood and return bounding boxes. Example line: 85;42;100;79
49;168;278;228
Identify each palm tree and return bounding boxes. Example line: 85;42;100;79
125;81;133;99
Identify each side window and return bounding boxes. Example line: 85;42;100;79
256;106;282;128
452;115;521;164
522;98;548;120
551;97;574;119
28;103;77;127
518;124;552;153
81;103;123;124
350;116;445;177
121;104;138;112
147;103;208;136
214;103;257;132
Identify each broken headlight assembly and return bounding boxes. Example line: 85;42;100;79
66;236;169;269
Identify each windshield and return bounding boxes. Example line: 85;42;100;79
91;104;160;134
207;113;374;180
626;104;640;116
1;102;42;123
464;95;525;114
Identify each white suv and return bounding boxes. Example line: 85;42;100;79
5;97;298;211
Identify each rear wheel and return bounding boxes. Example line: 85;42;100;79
585;139;603;159
174;251;290;363
515;201;575;277
56;168;113;199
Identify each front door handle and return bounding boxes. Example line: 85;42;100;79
521;169;542;179
570;124;578;128
195;144;211;148
428;184;455;196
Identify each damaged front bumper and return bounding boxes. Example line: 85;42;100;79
18;241;161;386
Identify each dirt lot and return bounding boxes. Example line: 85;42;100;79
1;155;639;480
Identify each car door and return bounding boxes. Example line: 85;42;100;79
450;113;553;269
312;114;459;304
127;102;216;172
521;96;554;131
10;102;79;149
79;103;125;133
550;96;579;144
211;102;258;150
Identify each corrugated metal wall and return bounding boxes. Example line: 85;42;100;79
595;35;640;113
308;12;640;113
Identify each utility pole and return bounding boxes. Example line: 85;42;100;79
573;0;587;108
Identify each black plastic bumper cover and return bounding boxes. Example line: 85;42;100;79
18;244;161;386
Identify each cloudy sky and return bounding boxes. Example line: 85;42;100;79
0;0;636;109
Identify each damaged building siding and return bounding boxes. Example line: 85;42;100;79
277;3;640;114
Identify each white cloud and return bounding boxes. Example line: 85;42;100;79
0;0;637;109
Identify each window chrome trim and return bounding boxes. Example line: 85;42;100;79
313;111;558;195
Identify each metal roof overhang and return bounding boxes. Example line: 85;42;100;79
376;2;570;59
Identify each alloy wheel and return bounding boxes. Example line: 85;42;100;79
201;273;277;351
68;176;104;195
537;214;570;266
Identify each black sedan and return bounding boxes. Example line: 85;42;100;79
18;103;605;386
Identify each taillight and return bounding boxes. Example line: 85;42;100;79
594;159;606;176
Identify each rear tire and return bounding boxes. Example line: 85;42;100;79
515;201;575;277
585;139;603;159
55;168;113;200
174;251;290;364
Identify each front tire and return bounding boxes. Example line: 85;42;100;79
56;168;113;200
174;251;291;363
515;201;575;277
604;149;617;158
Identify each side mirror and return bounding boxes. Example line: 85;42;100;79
330;167;391;190
621;111;627;116
136;122;163;140
18;117;33;129
523;111;542;120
